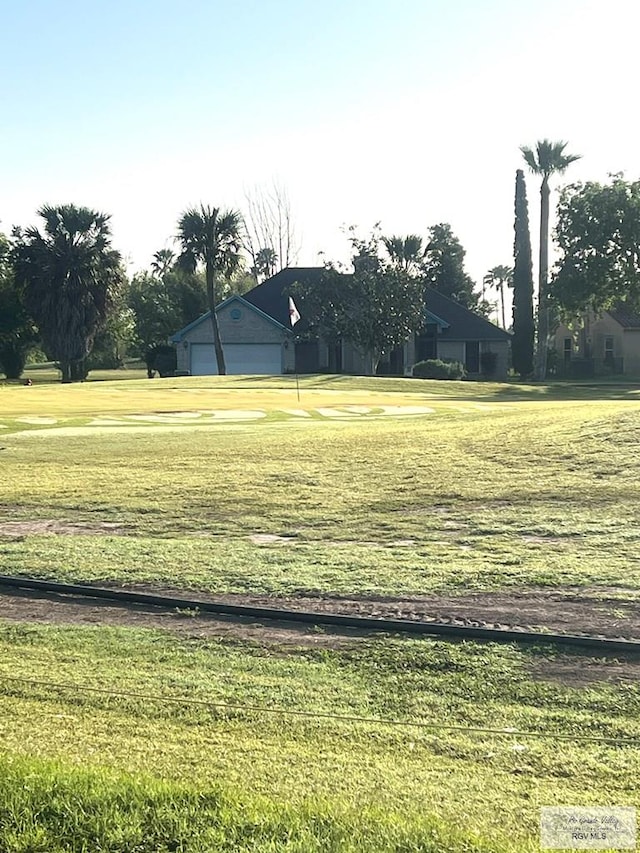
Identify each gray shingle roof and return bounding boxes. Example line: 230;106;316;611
242;267;510;341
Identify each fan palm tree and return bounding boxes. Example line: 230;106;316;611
382;234;424;275
483;265;513;329
13;204;124;382
176;205;243;375
150;248;176;278
521;139;581;379
252;247;278;282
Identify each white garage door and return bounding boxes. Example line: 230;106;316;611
190;343;282;375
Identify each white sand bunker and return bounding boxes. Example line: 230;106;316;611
16;417;58;425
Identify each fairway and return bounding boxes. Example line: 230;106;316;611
1;375;639;851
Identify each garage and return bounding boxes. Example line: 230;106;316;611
190;343;283;376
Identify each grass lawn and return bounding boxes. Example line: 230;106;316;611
0;622;638;852
0;375;639;598
0;375;639;851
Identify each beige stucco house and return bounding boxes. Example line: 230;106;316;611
553;307;640;377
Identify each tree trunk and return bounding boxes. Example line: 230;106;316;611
500;284;506;329
206;262;226;375
535;178;551;380
60;360;71;383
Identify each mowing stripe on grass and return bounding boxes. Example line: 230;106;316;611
2;673;639;746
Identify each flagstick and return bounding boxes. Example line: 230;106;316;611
288;296;302;405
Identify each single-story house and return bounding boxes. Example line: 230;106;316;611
171;267;511;378
553;306;640;377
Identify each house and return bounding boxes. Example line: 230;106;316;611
553;307;640;377
171;267;511;378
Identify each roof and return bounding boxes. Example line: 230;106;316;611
242;267;509;341
242;267;328;328
423;287;511;341
170;293;287;342
607;307;640;329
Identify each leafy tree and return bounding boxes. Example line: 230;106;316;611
86;301;135;371
520;139;581;379
293;229;424;374
421;223;478;308
127;268;207;364
13;205;124;382
553;175;640;314
512;170;535;378
483;265;512;329
382;234;424;275
0;232;38;378
176;205;243;375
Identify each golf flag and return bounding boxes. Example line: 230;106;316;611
289;297;301;327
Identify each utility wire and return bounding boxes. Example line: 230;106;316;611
0;673;637;746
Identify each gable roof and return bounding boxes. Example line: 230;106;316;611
423;286;511;341
170;293;287;342
607;307;640;329
242;267;510;341
242;267;328;328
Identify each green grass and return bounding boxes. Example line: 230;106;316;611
1;376;639;850
0;622;638;851
0;379;639;597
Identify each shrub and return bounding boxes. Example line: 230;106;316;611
0;342;28;379
146;344;177;378
412;359;466;380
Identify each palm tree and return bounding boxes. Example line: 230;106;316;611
150;248;176;278
252;247;278;282
520;139;581;379
483;265;513;329
176;205;243;375
13;204;123;383
382;234;424;275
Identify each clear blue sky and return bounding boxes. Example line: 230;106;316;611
2;0;638;314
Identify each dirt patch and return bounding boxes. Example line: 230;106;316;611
527;655;640;688
249;534;297;545
0;520;128;536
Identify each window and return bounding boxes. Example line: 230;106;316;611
465;341;480;373
604;336;614;362
563;338;572;364
415;324;438;361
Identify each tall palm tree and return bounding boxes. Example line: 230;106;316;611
382;234;424;275
520;139;581;379
13;204;123;382
176;205;242;375
483;265;513;329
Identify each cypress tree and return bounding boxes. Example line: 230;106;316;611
512;170;535;377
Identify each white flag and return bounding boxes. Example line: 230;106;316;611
288;297;301;327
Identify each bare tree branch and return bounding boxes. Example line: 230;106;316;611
242;180;300;281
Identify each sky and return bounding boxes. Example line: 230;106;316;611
2;0;639;316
